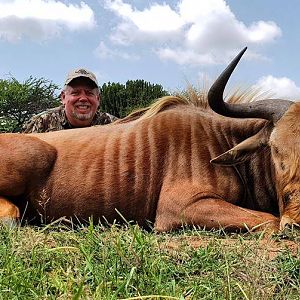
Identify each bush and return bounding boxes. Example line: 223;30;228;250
0;77;60;133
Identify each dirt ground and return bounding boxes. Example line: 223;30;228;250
162;234;299;260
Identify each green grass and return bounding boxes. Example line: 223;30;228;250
0;222;299;300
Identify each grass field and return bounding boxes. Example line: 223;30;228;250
0;221;299;300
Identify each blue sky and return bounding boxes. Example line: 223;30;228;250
1;0;300;99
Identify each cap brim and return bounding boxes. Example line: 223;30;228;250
65;76;98;88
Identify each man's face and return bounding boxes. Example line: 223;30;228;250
61;78;100;127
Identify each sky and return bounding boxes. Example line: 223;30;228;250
1;0;300;99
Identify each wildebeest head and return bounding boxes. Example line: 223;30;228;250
208;47;300;229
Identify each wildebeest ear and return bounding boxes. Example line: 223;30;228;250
210;123;273;166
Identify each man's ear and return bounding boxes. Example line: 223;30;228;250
60;91;66;104
210;123;273;166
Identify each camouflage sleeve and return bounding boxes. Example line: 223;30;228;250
22;106;65;133
22;115;47;133
95;112;119;125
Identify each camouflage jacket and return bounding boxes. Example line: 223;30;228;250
22;105;118;133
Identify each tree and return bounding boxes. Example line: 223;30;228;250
0;77;60;132
101;79;169;118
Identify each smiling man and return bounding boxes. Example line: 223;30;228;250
22;68;117;133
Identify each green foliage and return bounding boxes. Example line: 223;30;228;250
0;77;60;133
101;79;169;118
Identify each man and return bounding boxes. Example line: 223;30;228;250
22;68;117;133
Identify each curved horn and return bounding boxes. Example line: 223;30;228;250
208;47;293;123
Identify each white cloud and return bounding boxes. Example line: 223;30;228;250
253;75;300;100
0;0;95;42
104;0;184;33
248;21;281;43
104;0;281;65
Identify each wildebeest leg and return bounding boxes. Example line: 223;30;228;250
181;200;279;232
0;196;20;223
0;135;56;225
154;184;279;233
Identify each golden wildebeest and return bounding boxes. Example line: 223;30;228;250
0;48;299;232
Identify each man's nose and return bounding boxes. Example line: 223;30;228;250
78;91;88;99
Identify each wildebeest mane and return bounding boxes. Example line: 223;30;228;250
116;86;273;124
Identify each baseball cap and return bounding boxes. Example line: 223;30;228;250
64;68;98;88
